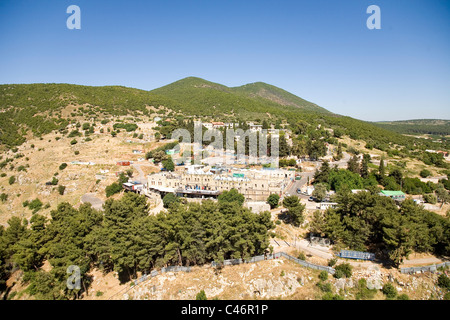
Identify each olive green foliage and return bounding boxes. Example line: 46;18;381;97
420;169;431;178
105;183;122;198
282;196;305;227
423;194;437;204
162;193;179;208
22;198;43;214
318;270;328;282
312;183;327;201
58;185;66;195
267;193;280;209
355;279;377;300
437;274;450;291
0;192;274;298
374;119;450;136
162;156;175;172
1;81;447;172
151;77;328;119
145;142;179;161
113;123;138;132
320;192;450;266
196;290;207;300
316;281;332;293
218;188;245;206
297;252;306;261
334;263;352;279
322;292;344;300
105;173;129;198
51;177;58;186
382;283;398;299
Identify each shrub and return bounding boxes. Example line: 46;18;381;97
382;283;397;299
437;274;450;290
8;176;16;185
316;282;332;293
397;294;410;300
0;193;8;202
59;163;68;170
51;177;59;185
163;193;179;208
423;194;437;204
70;139;77;145
334;263;352;279
318;270;328;282
328;258;337;267
420;169;431;178
105;182;122;198
74;151;80;155
322;292;344;300
267;193;280;209
58;185;66;195
355;279;377;300
196;290;207;300
28;199;43;213
297;252;306;261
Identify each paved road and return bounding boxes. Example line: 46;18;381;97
132;163;147;184
285;171;315;197
328;151;351;169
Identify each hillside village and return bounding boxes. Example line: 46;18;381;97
1;81;450;301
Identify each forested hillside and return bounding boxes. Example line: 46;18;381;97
1;78;448;158
0;192;274;299
375;119;450;136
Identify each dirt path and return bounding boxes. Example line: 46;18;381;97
132;163;146;184
400;257;445;267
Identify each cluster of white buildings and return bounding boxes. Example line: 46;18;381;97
146;164;295;202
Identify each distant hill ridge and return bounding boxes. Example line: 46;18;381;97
375;119;450;136
150;76;330;115
0;77;440;152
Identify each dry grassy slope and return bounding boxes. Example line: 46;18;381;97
81;257;444;301
337;135;447;177
0;118;160;225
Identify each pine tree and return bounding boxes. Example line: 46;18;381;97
378;157;386;183
347;155;360;174
360;154;370;179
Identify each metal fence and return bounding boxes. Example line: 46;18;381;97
336;250;375;261
211;252;335;274
278;252;335;274
133;266;192;286
400;261;450;274
109;251;335;299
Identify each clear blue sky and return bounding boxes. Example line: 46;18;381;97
0;0;449;121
